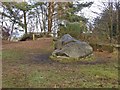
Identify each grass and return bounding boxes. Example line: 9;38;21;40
2;50;25;60
2;40;119;88
0;51;2;59
26;63;118;88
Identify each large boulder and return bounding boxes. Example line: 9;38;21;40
51;34;94;62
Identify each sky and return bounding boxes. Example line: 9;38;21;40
79;0;105;23
0;0;106;23
1;0;118;28
79;0;119;23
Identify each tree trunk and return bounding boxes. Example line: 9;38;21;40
108;1;113;43
48;2;54;34
40;5;44;32
8;21;15;41
118;2;120;44
116;2;120;44
23;11;27;34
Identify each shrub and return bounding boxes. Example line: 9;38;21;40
89;43;113;53
45;32;52;37
38;32;52;38
58;22;84;39
20;33;33;41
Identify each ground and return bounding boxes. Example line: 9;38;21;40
2;38;118;88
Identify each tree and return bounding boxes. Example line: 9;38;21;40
14;2;33;34
1;2;42;35
93;1;120;44
48;2;54;33
0;1;93;40
0;2;23;40
115;1;120;44
57;2;93;39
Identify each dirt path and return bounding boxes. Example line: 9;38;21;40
2;38;52;50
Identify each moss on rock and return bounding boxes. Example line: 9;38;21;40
49;54;95;63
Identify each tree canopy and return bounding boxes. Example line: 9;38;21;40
0;1;93;40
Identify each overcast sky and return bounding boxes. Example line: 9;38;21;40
79;0;119;23
78;0;104;23
1;0;118;24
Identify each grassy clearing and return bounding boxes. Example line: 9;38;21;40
2;40;118;88
26;64;118;88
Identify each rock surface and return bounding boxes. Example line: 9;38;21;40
51;34;93;61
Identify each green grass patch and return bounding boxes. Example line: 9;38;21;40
26;63;118;88
0;51;2;59
2;50;26;60
79;65;118;79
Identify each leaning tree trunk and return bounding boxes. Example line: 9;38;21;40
40;5;44;33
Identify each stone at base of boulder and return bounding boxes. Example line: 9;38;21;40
49;54;95;63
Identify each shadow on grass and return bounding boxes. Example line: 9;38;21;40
28;52;111;65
